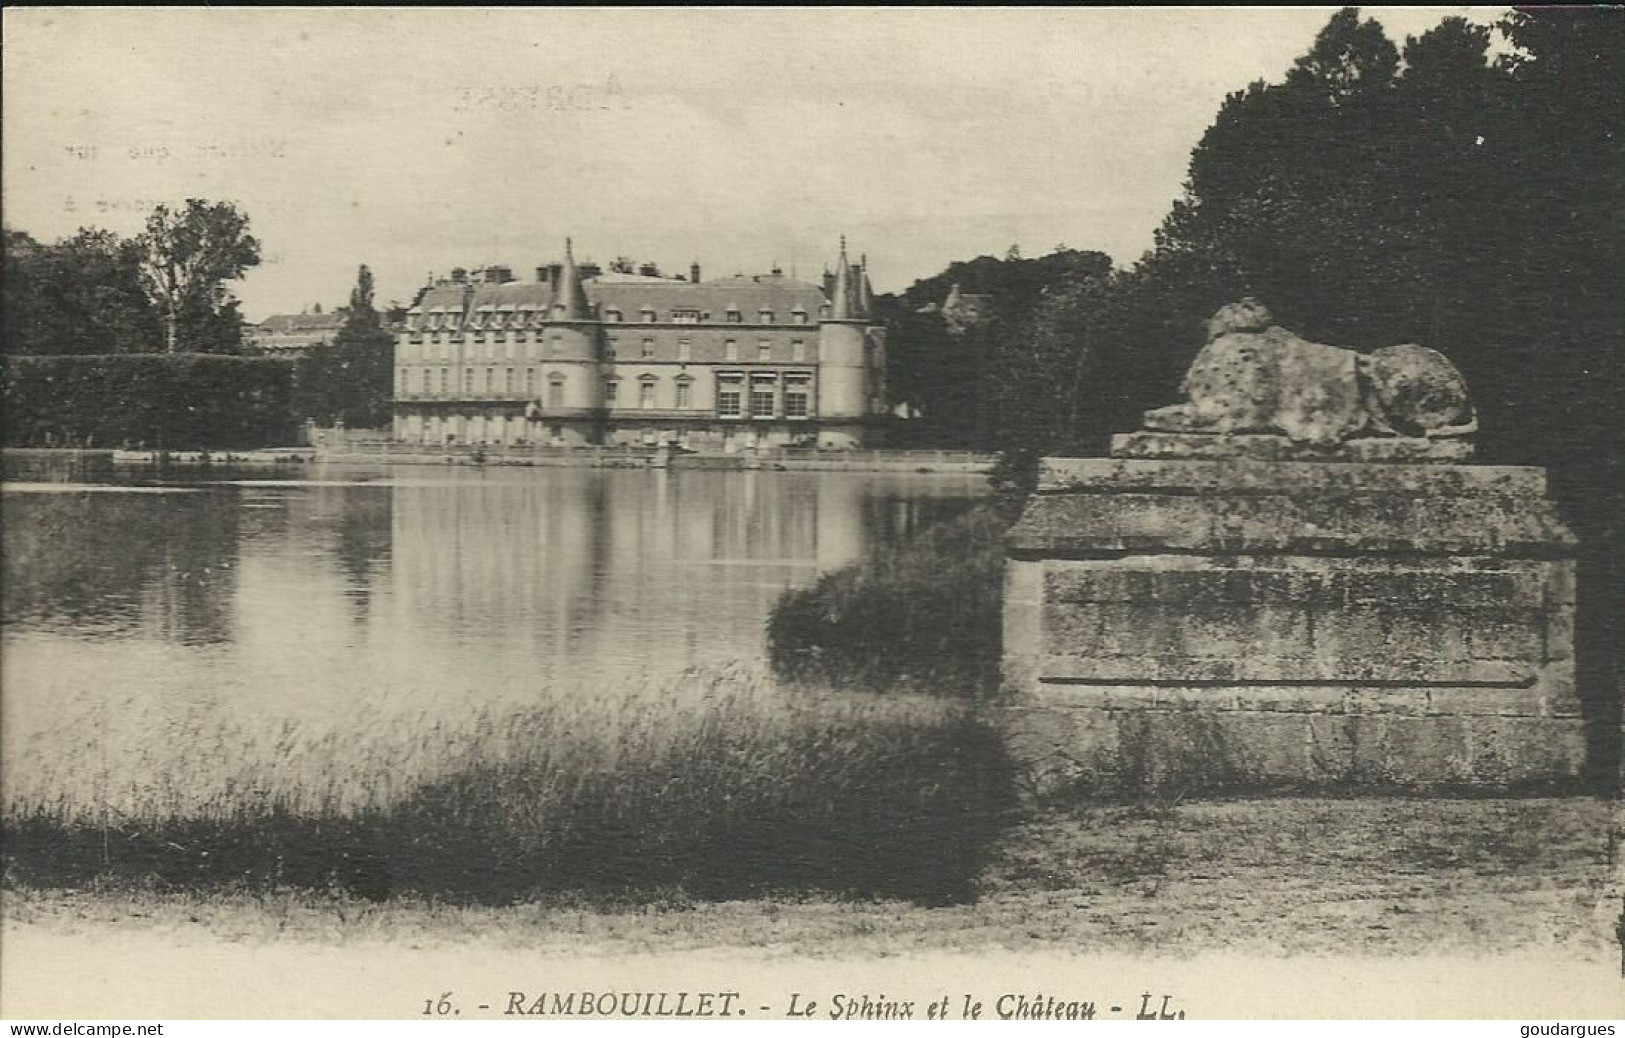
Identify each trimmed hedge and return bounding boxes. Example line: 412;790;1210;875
1;353;298;449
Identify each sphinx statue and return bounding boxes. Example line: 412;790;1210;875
1143;299;1476;447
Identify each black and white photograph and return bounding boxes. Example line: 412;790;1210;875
1;6;1621;1023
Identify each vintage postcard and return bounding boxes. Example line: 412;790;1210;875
2;6;1621;1023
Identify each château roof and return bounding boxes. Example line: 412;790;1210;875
257;312;345;334
405;241;865;324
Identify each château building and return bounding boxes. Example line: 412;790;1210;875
249;310;345;359
391;239;888;449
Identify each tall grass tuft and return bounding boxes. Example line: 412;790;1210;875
2;668;1015;906
766;503;1009;696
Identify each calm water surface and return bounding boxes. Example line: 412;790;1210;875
2;458;985;746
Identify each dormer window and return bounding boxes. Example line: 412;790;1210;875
641;308;657;323
606;308;622;323
725;308;742;324
792;309;809;325
758;309;775;324
671;308;701;324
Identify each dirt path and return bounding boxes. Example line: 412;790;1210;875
5;796;1620;1018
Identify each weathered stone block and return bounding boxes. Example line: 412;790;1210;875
1001;441;1584;791
1110;431;1476;464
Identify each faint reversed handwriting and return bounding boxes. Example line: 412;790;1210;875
63;197;291;220
61;140;287;162
452;75;630;113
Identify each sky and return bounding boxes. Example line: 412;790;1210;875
3;7;1507;322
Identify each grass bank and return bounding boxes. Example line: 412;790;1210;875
767;501;1011;695
2;670;1015;906
7;796;1614;963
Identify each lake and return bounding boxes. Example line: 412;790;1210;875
2;458;986;762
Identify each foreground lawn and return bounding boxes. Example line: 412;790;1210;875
7;795;1616;961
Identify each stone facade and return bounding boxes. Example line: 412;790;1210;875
391;239;889;450
1001;433;1583;792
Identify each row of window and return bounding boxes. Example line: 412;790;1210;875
602;306;815;325
716;374;811;419
399;367;553;398
410;306;821;330
397;369;813;418
400;337;809;363
609;338;806;362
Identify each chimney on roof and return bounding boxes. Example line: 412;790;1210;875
638;262;658;278
690;261;701;284
771;261;783;277
451;267;468;285
580;260;602;280
486;265;514;284
536;266;549;285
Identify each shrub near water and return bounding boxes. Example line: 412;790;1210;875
1;670;1014;906
766;502;1010;696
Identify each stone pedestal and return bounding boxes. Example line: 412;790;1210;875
1001;434;1583;792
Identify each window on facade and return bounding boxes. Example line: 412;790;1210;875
641;308;657;323
639;379;656;410
717;378;743;418
724;339;738;361
604;379;619;406
548;378;564;408
792;309;809;325
641;337;655;359
675;380;691;410
463;369;474;395
758;340;772;362
785;377;810;418
606;336;618;359
485;368;495;394
750;379;776;418
441;368;450;395
526;368;537;396
551;335;564;356
606;308;622;322
505;368;515;394
725;309;741;323
672;309;701;324
791;339;806;362
398;369;407;394
758;309;775;324
677;338;692;362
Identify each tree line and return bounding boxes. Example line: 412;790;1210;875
2;199;395;431
885;7;1622;480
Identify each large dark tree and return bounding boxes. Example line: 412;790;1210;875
136;199;260;354
2;228;161;355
